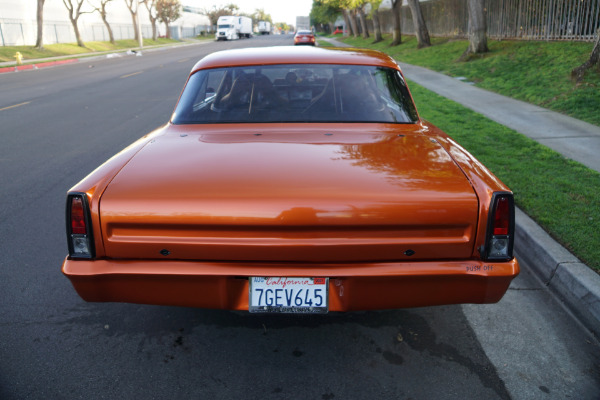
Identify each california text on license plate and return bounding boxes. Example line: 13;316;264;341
249;277;329;314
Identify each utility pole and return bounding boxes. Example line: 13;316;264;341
136;0;143;49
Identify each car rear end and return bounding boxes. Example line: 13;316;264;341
294;31;315;45
62;47;519;313
62;125;519;313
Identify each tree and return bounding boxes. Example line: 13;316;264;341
274;22;290;34
123;0;141;42
572;29;600;82
89;0;115;44
368;0;383;43
356;5;369;39
390;0;402;46
252;8;272;24
465;0;488;55
310;0;340;34
323;0;364;37
406;0;430;48
340;1;368;38
62;0;89;47
156;0;181;39
343;9;353;36
346;9;359;37
35;0;45;49
142;0;159;40
203;4;239;27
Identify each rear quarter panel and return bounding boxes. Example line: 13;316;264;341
421;121;511;258
67;125;167;257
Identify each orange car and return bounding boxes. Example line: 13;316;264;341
294;30;316;45
62;46;519;313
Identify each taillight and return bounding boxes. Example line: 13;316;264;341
66;193;95;259
482;192;514;261
70;197;86;234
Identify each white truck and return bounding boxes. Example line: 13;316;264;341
295;16;310;32
258;21;271;35
216;16;253;40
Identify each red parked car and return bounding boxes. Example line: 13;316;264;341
294;30;316;45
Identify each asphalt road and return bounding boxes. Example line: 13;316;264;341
0;35;598;400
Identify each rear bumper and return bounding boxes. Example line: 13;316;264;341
62;258;519;311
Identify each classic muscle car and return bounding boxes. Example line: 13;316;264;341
62;46;519;313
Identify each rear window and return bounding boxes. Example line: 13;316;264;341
172;64;418;124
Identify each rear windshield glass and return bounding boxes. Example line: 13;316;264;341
172;64;419;124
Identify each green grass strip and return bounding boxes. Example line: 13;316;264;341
407;80;600;270
0;38;180;63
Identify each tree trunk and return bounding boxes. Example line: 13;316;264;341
466;0;488;54
571;30;600;82
128;8;139;41
372;9;383;43
100;8;115;44
150;18;157;40
343;9;353;37
357;7;369;39
165;22;170;39
144;1;158;41
69;17;85;47
407;0;431;48
347;9;359;38
328;22;335;34
390;0;402;46
36;0;45;49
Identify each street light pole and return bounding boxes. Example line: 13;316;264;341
136;0;143;49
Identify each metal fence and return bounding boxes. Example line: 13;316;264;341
0;18;210;46
373;0;600;41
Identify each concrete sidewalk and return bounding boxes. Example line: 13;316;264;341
322;36;600;335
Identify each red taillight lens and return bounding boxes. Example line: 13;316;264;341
493;197;510;235
67;193;94;258
71;196;86;234
483;192;514;261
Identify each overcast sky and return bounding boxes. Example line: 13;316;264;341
183;0;314;26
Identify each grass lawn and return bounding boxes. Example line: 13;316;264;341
338;34;600;127
408;80;600;271
0;38;179;63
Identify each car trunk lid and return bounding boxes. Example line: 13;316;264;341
99;125;479;262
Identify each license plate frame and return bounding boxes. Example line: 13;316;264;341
249;277;329;314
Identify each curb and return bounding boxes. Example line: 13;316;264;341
0;58;79;74
515;208;600;336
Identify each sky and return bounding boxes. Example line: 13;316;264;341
182;0;314;27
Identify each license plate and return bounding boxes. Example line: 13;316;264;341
249;277;328;314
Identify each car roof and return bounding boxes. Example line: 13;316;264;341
190;46;400;73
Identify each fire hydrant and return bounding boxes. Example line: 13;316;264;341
14;52;23;65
